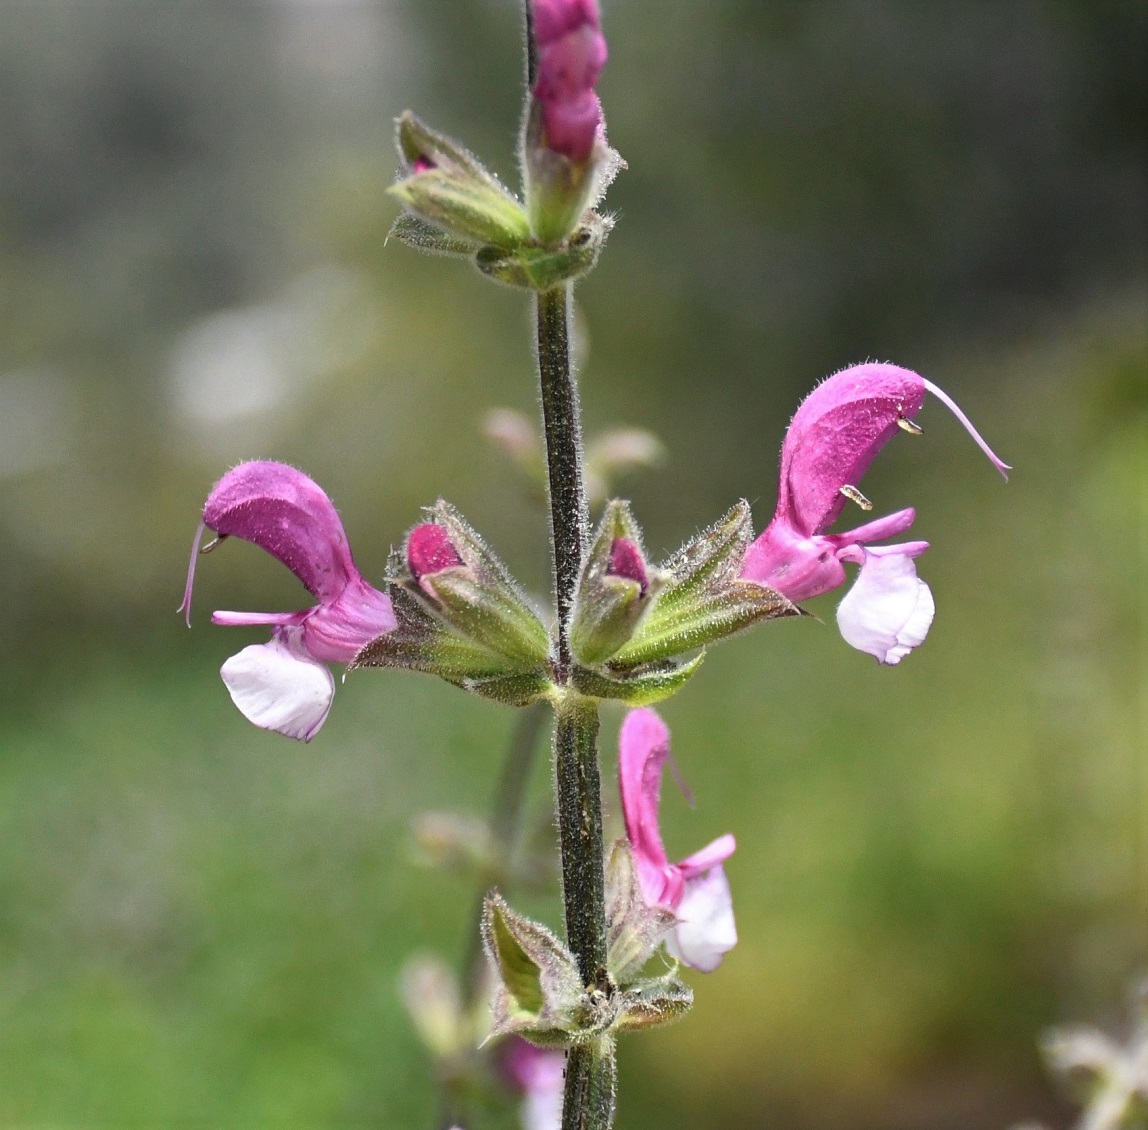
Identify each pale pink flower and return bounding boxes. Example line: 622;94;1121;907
741;363;1009;664
502;1037;565;1130
619;708;737;972
180;461;395;741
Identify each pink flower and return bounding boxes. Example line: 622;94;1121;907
619;708;737;972
180;461;396;741
740;363;1009;664
502;1037;565;1130
531;0;607;162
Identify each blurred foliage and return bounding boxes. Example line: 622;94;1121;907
0;1;1144;1126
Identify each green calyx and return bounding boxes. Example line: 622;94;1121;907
481;884;692;1048
388;112;530;249
610;501;802;668
387;109;615;290
351;502;552;706
570;501;654;666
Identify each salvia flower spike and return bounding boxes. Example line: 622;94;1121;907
619;708;738;972
740;363;1009;664
179;461;395;741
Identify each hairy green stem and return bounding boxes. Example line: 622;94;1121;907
534;282;613;1129
535;284;589;678
553;694;606;982
562;1039;617;1130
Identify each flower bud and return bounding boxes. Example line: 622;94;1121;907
570;501;654;665
522;0;622;244
390;111;531;249
356;505;552;706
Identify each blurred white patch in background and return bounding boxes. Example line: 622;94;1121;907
168;266;380;449
0;369;78;479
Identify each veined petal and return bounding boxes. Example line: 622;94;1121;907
740;522;845;602
665;865;737;973
836;548;934;665
219;631;335;741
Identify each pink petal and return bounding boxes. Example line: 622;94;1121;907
302;575;396;664
618;708;673;903
835;548;934;664
203;461;356;605
665;865;738;973
407;523;462;580
778;364;926;537
677;833;737;881
740;522;845;602
608;536;648;593
211;610;308;627
828;506;917;547
219;630;335;741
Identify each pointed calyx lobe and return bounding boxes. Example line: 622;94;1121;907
180;461;395;741
740;363;1009;664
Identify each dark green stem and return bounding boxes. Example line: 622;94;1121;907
534;282;613;1128
535;284;588;678
562;1039;617;1130
553;695;606;983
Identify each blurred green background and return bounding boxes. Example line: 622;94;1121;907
0;1;1144;1126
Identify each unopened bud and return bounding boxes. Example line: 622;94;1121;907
570;502;654;665
407;523;464;586
391;112;531;249
410;810;493;875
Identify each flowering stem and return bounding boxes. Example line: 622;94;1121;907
535;284;589;677
534;283;613;1127
562;1037;617;1130
553;693;606;981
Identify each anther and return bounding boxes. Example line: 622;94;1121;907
839;484;873;511
897;417;923;436
199;534;228;554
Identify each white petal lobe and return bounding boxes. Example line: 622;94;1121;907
220;635;334;741
836;551;934;664
665;865;737;973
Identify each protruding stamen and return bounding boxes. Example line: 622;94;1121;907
200;535;226;554
178;521;206;626
839;484;873;511
922;378;1011;480
897;416;923;436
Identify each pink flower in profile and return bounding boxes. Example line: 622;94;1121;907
619;708;737;973
740;363;1009;664
179;461;396;741
531;0;608;162
502;1037;565;1130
